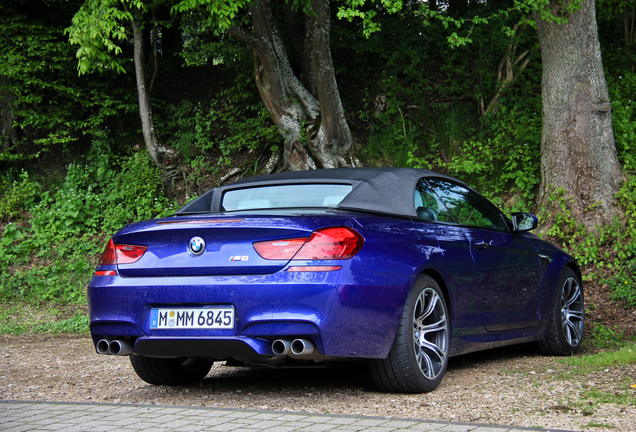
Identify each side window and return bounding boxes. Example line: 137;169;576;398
414;179;455;223
426;178;507;231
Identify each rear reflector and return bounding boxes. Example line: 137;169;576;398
94;270;117;276
287;266;342;272
254;227;363;261
98;239;148;265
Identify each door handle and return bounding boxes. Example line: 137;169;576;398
539;254;552;264
474;239;489;250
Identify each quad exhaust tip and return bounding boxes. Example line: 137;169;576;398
291;338;315;356
96;339;133;356
272;339;292;356
96;339;111;355
272;338;315;356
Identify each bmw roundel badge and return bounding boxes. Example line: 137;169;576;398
189;237;205;255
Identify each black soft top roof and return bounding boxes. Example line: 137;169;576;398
175;167;460;218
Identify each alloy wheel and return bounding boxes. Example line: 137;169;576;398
561;277;584;347
413;287;449;379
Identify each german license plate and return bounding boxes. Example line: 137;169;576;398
150;307;235;329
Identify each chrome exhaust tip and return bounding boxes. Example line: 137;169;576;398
291;338;315;356
109;339;133;356
272;339;292;356
96;339;111;355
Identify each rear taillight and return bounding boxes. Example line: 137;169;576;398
98;239;147;265
98;239;117;265
294;227;363;260
253;227;363;261
253;238;307;260
115;244;148;264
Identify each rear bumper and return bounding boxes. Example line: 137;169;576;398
88;260;413;360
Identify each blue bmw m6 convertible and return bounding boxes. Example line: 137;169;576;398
88;167;584;393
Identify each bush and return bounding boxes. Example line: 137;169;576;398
0;139;177;303
0;170;40;221
407;101;541;212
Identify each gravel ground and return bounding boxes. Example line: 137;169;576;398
1;334;635;431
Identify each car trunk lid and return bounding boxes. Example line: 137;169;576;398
112;215;315;277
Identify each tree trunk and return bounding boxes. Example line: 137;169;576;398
535;0;624;231
229;0;354;171
0;76;20;149
128;12;169;166
309;0;354;168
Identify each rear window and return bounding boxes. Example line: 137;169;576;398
221;184;353;211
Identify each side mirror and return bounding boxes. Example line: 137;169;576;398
511;213;538;232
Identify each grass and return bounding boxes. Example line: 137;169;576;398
559;343;636;372
551;343;636;411
582;323;631;350
0;301;89;334
579;387;636;406
583;421;617;429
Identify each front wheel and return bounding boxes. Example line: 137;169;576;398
537;267;584;356
130;355;213;385
368;275;450;393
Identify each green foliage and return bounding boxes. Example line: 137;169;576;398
173;0;250;31
0;139;176;303
0;0;633;340
603;262;636;307
541;175;636;308
608;73;636;171
584;324;628;350
340;0;541;212
161;89;280;168
0;302;89;334
66;0;137;75
29;314;90;334
599;175;636;307
1;255;94;303
25;138;174;247
0;1;137;158
0;170;40;221
337;0;583;46
365;107;419;167
532;58;636;307
406;103;541;212
541;188;587;247
562;342;636;369
337;0;403;38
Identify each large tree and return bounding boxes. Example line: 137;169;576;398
535;0;624;230
175;0;356;171
67;0;174;166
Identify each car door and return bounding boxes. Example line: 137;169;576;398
426;178;541;332
412;179;482;335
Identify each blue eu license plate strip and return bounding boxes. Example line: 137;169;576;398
150;307;235;329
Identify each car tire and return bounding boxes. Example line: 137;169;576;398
368;275;450;393
129;355;213;385
537;267;584;356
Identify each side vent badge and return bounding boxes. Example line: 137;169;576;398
189;237;206;255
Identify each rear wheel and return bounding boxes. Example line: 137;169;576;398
369;275;450;393
130;355;213;385
537;268;584;355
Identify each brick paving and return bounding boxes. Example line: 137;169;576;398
0;401;568;432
